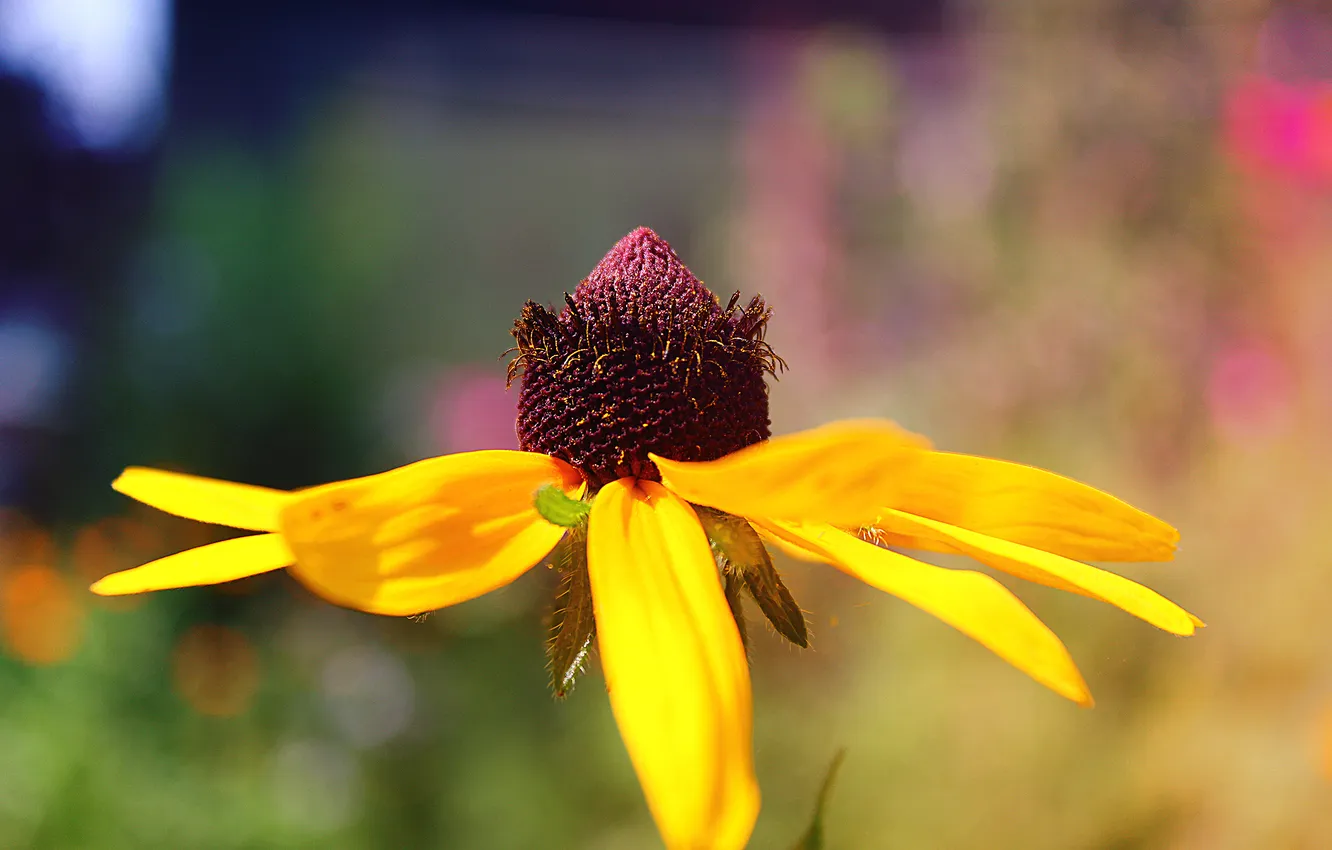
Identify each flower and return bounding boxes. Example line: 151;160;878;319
1224;74;1332;188
92;227;1198;850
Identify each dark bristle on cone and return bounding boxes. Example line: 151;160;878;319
510;227;783;489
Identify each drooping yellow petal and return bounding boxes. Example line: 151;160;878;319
755;525;826;563
881;510;1200;635
279;450;580;616
867;529;1201;635
869;529;955;554
91;533;292;595
113;467;289;531
652;419;931;527
882;452;1178;562
587;479;758;850
758;519;1093;706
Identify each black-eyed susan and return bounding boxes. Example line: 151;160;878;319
93;227;1198;850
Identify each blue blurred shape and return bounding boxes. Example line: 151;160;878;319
0;315;67;426
0;0;171;150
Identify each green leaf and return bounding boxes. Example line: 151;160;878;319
790;749;847;850
534;484;591;527
546;526;595;698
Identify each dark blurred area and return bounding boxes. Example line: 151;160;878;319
2;0;1331;847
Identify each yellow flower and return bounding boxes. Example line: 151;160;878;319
93;228;1198;850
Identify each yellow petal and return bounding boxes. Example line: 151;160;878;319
755;525;826;563
279;451;579;616
759;519;1092;706
881;510;1199;635
870;529;954;554
587;479;759;850
90;533;292;595
652;419;931;527
883;452;1178;562
113;467;289;532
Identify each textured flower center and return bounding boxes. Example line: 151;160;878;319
510;227;781;488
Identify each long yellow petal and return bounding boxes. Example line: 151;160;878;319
882;452;1178;562
652;419;931;527
587;479;758;850
759;519;1092;706
881;510;1200;635
113;467;289;532
279;451;579;616
90;533;292;595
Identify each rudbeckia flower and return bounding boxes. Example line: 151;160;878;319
93;227;1198;850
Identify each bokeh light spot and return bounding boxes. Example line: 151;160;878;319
172;624;260;717
72;516;154;577
0;319;68;425
1;564;82;665
0;509;54;572
0;0;170;150
1207;342;1294;443
429;367;519;453
73;517;168;610
321;644;415;749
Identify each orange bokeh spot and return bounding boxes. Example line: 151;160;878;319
0;509;55;573
74;517;175;611
71;523;116;583
173;624;260;717
1;565;84;665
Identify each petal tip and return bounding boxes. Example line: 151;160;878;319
646;452;676;472
110;467;146;495
1053;667;1094;708
1151;523;1181;560
1156;608;1199;637
1158;607;1204;636
89;574;133;596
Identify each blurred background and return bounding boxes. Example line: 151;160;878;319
1;0;1330;847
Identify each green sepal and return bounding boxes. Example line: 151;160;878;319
546;525;595;699
722;570;750;657
741;547;809;649
695;506;808;649
534;484;591;527
695;505;768;570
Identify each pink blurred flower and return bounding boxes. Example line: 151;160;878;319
428;367;518;453
1206;341;1294;443
1224;75;1332;187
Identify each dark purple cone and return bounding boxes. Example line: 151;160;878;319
510;227;781;488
